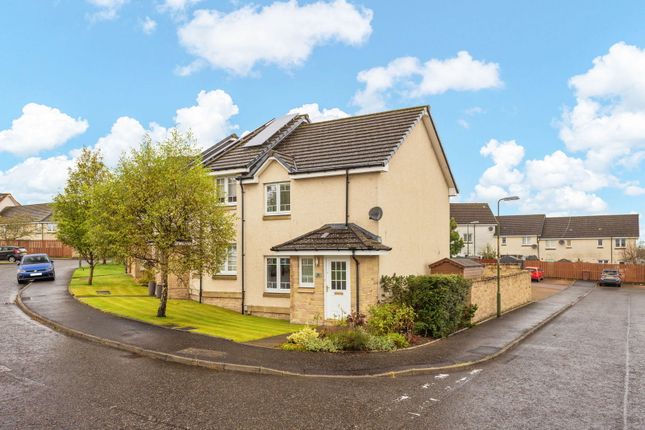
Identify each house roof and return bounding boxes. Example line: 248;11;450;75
0;203;53;222
429;257;483;269
497;214;546;236
271;223;391;252
541;214;640;239
450;203;497;224
202;106;457;191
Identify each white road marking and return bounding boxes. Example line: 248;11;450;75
0;365;11;372
394;395;410;402
408;412;421;417
421;383;430;389
456;377;468;384
429;398;439;402
469;369;482;375
623;295;631;430
434;374;449;379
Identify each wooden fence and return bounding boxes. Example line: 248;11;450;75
523;261;645;283
0;240;75;258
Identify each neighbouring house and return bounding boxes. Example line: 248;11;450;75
539;214;640;263
0;193;57;241
429;257;484;279
187;106;458;324
495;214;546;259
450;203;497;257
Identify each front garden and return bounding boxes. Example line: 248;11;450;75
283;274;477;352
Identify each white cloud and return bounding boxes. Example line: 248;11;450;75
353;52;501;113
141;17;157;35
86;0;127;21
0;156;75;204
159;0;201;15
93;117;168;167
177;0;373;75
174;89;239;146
624;185;645;196
559;42;645;169
287;103;349;122
457;119;470;129
524;150;612;192
0;103;88;156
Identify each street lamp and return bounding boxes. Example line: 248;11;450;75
469;221;479;257
497;196;520;318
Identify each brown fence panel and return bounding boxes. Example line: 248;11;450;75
0;240;75;258
529;261;645;283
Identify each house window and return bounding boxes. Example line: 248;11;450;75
216;177;237;205
545;240;556;249
501;237;507;246
566;240;572;248
462;233;472;243
615;238;626;248
299;257;315;288
218;244;237;275
265;183;290;215
46;223;57;232
598;259;608;264
522;236;531;245
597;239;604;248
266;257;290;290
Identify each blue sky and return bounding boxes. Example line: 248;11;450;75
0;0;644;234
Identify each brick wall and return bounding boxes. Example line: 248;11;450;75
470;270;532;323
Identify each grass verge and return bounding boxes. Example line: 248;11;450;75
70;263;303;342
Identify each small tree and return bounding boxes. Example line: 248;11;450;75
622;241;645;264
449;217;464;257
480;243;497;259
0;215;33;241
54;148;110;285
111;131;235;317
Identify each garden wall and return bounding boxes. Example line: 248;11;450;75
470;270;531;323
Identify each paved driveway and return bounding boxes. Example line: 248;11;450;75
2;261;645;429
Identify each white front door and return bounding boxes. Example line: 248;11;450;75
324;257;351;320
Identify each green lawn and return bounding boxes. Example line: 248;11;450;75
70;263;303;342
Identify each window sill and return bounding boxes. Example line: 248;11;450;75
263;214;291;220
213;274;237;280
263;292;290;298
222;205;237;210
297;287;315;293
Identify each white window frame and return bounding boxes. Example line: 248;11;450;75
462;233;472;243
545;240;556;250
501;237;507;246
265;182;291;215
299;257;315;288
598;259;608;264
265;256;291;291
46;223;57;232
522;236;531;245
597;239;604;248
216;176;237;206
566;239;572;248
218;244;237;275
615;238;626;248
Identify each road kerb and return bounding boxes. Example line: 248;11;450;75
15;283;593;379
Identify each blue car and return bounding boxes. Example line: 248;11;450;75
17;254;55;285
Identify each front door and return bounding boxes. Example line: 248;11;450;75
324;257;351;320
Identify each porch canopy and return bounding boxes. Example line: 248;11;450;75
270;223;391;256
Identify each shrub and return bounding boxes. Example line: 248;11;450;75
365;335;396;352
301;337;338;352
381;274;474;338
366;303;415;336
286;327;319;345
346;311;366;328
385;332;409;349
327;328;371;351
281;342;305;351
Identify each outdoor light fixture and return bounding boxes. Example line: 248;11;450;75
497;196;520;318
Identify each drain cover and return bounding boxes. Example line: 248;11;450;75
96;290;111;295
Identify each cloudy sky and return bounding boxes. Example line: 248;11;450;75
1;0;644;234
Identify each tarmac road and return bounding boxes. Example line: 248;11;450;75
1;260;644;429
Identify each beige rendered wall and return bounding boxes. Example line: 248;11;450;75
455;224;497;257
470;270;532;323
539;238;638;263
377;119;450;278
499;235;539;257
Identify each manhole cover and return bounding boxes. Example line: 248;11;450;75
96;290;111;295
467;346;501;355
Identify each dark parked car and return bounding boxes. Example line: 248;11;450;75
17;254;55;284
599;269;622;287
0;245;28;262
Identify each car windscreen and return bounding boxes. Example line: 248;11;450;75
602;270;619;276
22;256;50;265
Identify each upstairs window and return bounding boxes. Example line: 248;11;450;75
615;238;626;248
501;237;507;245
216;177;237;205
462;233;472;243
597;239;604;248
265;182;290;215
545;240;556;249
566;240;572;248
46;223;57;232
522;236;532;245
218;244;237;275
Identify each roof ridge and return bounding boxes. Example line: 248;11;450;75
302;105;428;126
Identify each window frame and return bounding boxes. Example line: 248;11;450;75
597;239;604;248
264;182;291;215
522;236;532;245
462;232;472;244
545;240;556;250
501;237;507;246
216;176;237;206
299;257;315;288
46;223;57;233
615;238;626;248
218;244;237;275
265;256;291;291
565;239;572;248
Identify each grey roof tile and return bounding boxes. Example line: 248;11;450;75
271;223;391;252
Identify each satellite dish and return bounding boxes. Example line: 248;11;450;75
369;207;383;221
558;239;565;245
488;226;494;232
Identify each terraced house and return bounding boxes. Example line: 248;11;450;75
190;106;458;324
0;193;57;241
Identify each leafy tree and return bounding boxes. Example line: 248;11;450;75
54;148;110;285
0;215;33;241
110;131;235;317
449;217;464;257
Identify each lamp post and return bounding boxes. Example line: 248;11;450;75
497;196;520;317
470;221;479;257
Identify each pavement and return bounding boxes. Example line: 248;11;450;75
16;260;594;377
